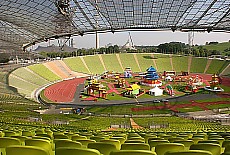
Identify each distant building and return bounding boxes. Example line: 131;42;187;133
34;44;77;53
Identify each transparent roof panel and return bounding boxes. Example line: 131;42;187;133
0;0;229;50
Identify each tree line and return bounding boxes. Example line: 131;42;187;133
4;41;228;61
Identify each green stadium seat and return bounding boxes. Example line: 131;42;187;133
111;137;126;144
88;142;117;155
189;138;204;144
121;143;150;150
55;147;100;155
110;150;157;155
80;133;93;139
223;144;230;154
32;136;51;142
25;139;52;155
209;138;225;146
164;150;213;155
198;140;220;145
147;137;165;143
22;131;34;137
36;134;53;140
173;140;194;150
222;140;230;148
125;140;145;143
0;137;21;155
55;139;82;149
90;136;106;142
53;134;69;140
155;143;185;155
100;139;121;150
6;145;49;155
35;129;45;135
11;136;29;145
71;135;87;141
148;140;169;151
4;131;17;137
190;143;221;155
76;139;96;148
169;137;185;143
127;137;145;141
144;135;157;143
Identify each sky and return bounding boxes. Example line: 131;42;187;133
35;31;230;49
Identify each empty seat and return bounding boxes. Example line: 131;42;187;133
22;131;34;137
76;139;96;148
53;134;69;140
55;139;82;149
125;140;145;143
121;143;150;150
169;137;185;143
111;137;126;144
0;137;21;155
148;140;169;151
223;144;230;154
25;139;52;155
100;139;121;150
198;140;220;145
4;131;16;137
88;142;117;155
173;140;194;150
223;140;230;148
190;143;221;155
55;147;100;155
110;150;156;155
71;135;87;141
164;150;212;155
6;145;49;155
155;143;185;155
90;136;106;142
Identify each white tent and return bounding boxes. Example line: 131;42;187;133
149;86;163;96
165;75;173;81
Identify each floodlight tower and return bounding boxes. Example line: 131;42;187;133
95;0;99;51
188;31;194;55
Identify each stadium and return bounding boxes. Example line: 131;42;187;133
0;0;230;155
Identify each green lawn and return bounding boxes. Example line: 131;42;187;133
176;106;203;113
197;42;230;54
206;104;230;110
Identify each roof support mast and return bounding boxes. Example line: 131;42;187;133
95;0;99;51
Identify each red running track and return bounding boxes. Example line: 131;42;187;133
44;77;86;102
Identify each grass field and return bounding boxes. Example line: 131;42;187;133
196;42;230;54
